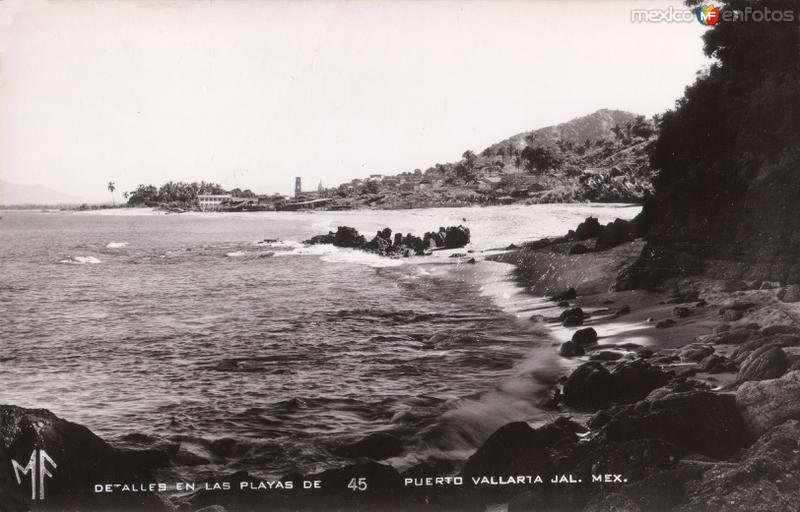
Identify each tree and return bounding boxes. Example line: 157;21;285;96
645;0;800;241
107;181;116;205
455;150;479;183
454;163;477;184
126;184;158;205
520;146;563;173
363;180;380;194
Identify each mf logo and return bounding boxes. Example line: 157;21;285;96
695;4;721;25
12;449;57;500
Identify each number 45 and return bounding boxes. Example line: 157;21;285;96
347;478;367;491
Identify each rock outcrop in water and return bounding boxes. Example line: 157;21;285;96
0;405;170;511
304;225;470;256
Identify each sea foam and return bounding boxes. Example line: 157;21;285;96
60;256;102;265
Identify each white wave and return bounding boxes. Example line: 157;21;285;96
271;242;405;268
254;239;303;249
105;242;128;248
320;249;406;268
272;243;339;257
60;256;102;265
225;251;247;258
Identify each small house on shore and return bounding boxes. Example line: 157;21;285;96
198;194;231;211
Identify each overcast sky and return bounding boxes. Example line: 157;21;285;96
0;0;711;198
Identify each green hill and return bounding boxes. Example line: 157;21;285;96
326;109;658;209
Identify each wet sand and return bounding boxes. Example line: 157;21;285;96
488;238;800;391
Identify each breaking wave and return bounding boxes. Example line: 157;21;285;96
60;255;102;264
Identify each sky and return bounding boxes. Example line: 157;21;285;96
0;0;712;199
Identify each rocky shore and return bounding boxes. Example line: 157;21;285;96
304;225;471;256
4;217;800;512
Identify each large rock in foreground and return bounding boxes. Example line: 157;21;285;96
0;405;169;511
736;370;800;438
679;420;800;512
599;391;748;459
562;361;671;409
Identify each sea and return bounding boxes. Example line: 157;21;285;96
0;204;639;482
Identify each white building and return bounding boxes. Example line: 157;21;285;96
197;194;231;211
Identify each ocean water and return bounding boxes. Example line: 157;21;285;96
0;204;639;480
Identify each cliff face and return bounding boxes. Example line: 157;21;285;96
618;0;800;288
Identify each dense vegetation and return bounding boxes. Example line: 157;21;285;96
328;109;658;209
125;181;257;206
645;0;800;247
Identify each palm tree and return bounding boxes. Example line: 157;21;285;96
107;181;116;205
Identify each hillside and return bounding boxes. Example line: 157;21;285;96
616;0;800;289
324;109;658;209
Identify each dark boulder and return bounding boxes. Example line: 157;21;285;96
681;420;800;511
599;391;748;459
655;319;676;329
736;371;800;437
563;315;584;327
610;360;672;403
460;422;552;479
596;217;642;251
562;363;615;409
574;217;601;240
722;309;744;322
589;351;623;362
777;285;800;303
333;226;366;248
706;328;753;345
673;306;691;318
0;405;170;511
700;354;738;374
762;324;800;337
443;226;470;249
559;341;585;357
365;235;391;253
571;327;598;345
584;466;703;512
551;287;577;302
559;307;584;321
737;346;787;383
679;343;714;363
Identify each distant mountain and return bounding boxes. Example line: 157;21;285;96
327;109;657;209
0;180;107;206
485;109;640;153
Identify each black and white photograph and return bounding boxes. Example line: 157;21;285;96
2;0;800;510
